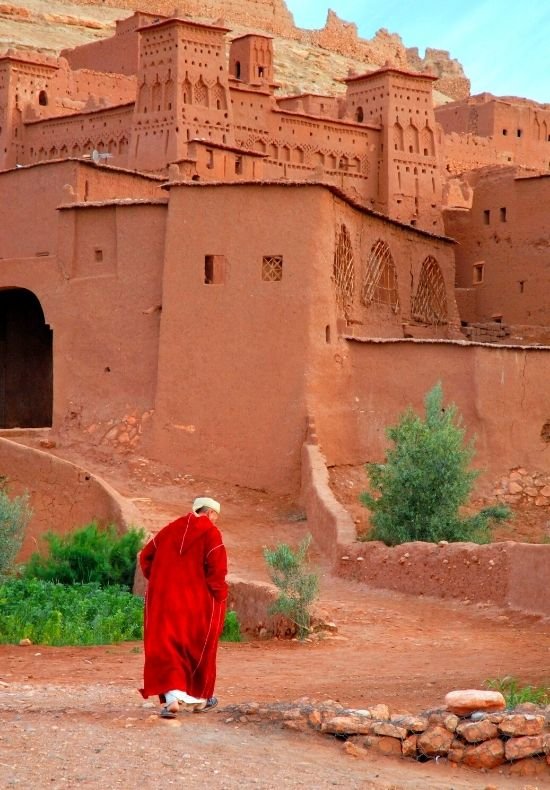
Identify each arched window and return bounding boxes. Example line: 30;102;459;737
333;224;355;317
212;80;227;111
361;240;400;312
394;122;404;151
182;78;192;105
194;77;208;107
38;90;48;106
411;256;448;325
356;107;364;123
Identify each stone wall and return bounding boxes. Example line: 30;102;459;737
226;696;550;779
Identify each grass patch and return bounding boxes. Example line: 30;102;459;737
0;579;143;646
221;609;242;642
485;676;550;707
0;579;243;646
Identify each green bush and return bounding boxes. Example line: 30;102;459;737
360;383;510;546
0;483;32;581
0;579;143;645
485;676;550;707
0;579;244;646
221;609;242;642
264;534;319;640
23;522;146;591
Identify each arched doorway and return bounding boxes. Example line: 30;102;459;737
0;288;53;427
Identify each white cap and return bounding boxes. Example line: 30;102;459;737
192;496;221;515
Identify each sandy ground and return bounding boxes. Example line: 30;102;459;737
1;440;550;788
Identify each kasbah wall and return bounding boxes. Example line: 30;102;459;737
0;4;548;504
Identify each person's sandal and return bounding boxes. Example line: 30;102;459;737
193;696;218;713
159;702;179;719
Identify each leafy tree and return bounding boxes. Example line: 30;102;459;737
23;522;145;591
360;383;510;545
264;534;319;640
0;480;32;581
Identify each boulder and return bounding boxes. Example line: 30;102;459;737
499;714;546;737
417;725;454;756
456;719;499;743
462;738;505;769
504;735;545;761
445;689;506;716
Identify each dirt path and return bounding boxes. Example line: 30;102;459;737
2;440;550;787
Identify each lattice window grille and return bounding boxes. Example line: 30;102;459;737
361;240;400;313
411;256;448;325
262;255;283;282
194;80;208;106
333;225;355;316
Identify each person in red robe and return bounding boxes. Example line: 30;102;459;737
139;496;228;719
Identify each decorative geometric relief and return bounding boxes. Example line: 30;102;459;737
194;78;208;107
262;255;283;282
333;224;355;316
411;256;448;325
361;240;400;313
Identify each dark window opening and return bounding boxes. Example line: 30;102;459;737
473;263;484;284
502;128;508;136
258;66;265;78
500;207;507;222
325;325;331;343
235;61;241;80
94;248;103;262
204;255;226;285
519;280;525;294
38;90;48;106
206;149;214;169
235;155;243;174
517;129;522;138
483;209;490;225
356;107;364;122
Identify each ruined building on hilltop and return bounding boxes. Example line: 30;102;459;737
0;12;548;493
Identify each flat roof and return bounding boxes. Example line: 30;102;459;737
138;17;230;34
0;158;165;181
58;197;168;210
24;102;134;126
161;179;455;243
344;336;550;351
345;65;438;84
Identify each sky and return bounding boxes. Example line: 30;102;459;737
285;1;549;104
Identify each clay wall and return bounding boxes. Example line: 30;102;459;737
0;163;166;440
60;14;150;76
0;437;141;561
438;97;550;172
22;104;134;166
151;182;323;492
336;540;550;618
312;339;550;491
444;170;550;328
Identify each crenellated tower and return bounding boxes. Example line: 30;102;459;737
344;66;443;232
229;34;274;88
128;16;234;172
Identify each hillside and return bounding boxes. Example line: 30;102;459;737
0;0;464;104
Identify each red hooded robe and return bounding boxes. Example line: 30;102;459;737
139;512;228;700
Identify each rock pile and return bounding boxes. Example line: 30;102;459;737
222;690;550;779
494;468;550;507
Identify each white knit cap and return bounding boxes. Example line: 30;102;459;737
192;496;221;515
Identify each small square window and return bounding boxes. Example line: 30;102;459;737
204;255;226;284
262;255;283;282
94;248;103;262
473;263;484;284
502;128;508;136
483;209;490;225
